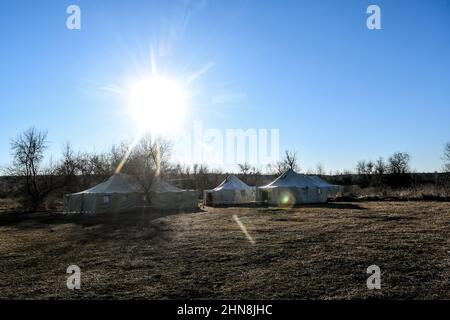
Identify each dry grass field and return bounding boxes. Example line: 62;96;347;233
1;201;450;299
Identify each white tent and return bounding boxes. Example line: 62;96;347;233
259;169;342;205
150;178;198;211
64;173;197;214
203;175;257;206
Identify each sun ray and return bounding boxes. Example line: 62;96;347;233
233;215;255;245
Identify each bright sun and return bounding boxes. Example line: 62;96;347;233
127;76;186;133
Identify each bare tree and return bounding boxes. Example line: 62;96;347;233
172;163;191;177
125;134;171;205
72;150;112;189
237;162;251;184
110;141;132;172
374;157;386;185
89;153;112;176
284;150;298;171
8;128;55;210
374;157;386;176
269;150;299;174
356;160;367;175
237;162;261;184
388;152;410;175
366;161;374;175
55;142;80;190
168;163;194;189
268;161;287;175
189;163;212;195
316;163;325;176
387;152;411;187
237;162;251;176
443;142;450;173
356;159;375;186
249;165;261;175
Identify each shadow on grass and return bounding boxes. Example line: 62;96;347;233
264;202;367;211
0;206;205;229
297;203;367;210
204;202;367;210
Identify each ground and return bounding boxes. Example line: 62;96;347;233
1;201;450;299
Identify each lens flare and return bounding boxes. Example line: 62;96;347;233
278;191;296;208
114;139;138;175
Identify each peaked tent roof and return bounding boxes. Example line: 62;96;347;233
213;175;253;191
74;173;186;194
260;169;336;189
308;176;337;188
151;178;184;193
76;173;141;194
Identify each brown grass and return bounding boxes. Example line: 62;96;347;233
1;202;450;299
339;184;450;201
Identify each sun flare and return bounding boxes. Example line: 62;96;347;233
127;76;186;133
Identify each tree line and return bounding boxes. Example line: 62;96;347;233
2;127;450;210
354;152;411;187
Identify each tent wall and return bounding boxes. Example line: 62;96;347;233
64;194;84;213
64;192;145;214
203;188;257;205
64;191;197;214
257;170;342;205
260;186;329;205
150;190;198;211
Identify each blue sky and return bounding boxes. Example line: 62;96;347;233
1;0;449;173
